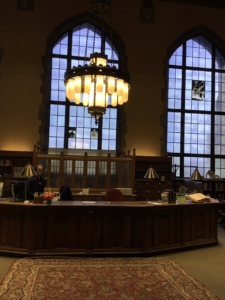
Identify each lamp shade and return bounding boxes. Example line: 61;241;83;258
191;167;202;180
144;166;159;179
20;162;36;177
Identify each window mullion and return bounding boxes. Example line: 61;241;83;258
210;46;216;171
64;29;73;148
180;41;187;178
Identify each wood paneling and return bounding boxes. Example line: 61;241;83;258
0;200;219;255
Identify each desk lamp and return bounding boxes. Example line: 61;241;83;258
191;166;202;180
144;166;159;179
20;162;36;177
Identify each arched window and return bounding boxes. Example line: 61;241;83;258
166;35;225;178
40;13;128;154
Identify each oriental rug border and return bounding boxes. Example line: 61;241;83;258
0;257;220;299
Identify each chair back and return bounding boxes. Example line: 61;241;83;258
183;179;203;193
105;188;124;201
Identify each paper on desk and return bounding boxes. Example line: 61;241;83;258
148;201;162;205
186;193;210;202
82;201;96;204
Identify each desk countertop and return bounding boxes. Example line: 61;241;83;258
0;198;220;207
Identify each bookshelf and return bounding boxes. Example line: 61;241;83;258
134;156;172;200
202;179;225;200
0;151;33;193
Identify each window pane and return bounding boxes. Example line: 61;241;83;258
167;112;181;153
215;158;225;178
184;113;211;154
215;49;225;70
215;115;225;155
51;58;67;102
52;34;68;55
105;37;119;60
168;68;182;109
169;45;183;66
186;36;212;68
72;24;101;57
101;108;117;150
184;157;210;178
215;72;225;112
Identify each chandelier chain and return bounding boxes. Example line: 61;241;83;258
109;0;114;64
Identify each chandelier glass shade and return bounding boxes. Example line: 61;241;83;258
64;0;131;124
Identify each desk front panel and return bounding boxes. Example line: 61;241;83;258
0;201;219;255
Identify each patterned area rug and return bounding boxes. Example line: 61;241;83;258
0;257;220;300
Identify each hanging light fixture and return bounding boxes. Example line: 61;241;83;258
64;0;131;124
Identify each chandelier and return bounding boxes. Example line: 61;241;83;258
64;0;131;124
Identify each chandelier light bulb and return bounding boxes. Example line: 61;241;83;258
83;93;89;106
84;75;91;93
96;84;106;106
75;93;80;105
118;95;123;105
111;92;117;106
66;79;75;101
116;79;124;96
105;93;109;106
96;75;104;93
74;76;81;93
107;76;115;94
122;82;129;103
88;82;95;106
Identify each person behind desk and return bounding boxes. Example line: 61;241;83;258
60;185;73;200
26;164;46;200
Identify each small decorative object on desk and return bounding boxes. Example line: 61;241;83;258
161;192;169;203
41;188;56;205
176;194;186;204
165;189;176;203
33;193;44;204
178;186;188;195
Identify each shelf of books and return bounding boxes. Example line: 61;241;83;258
175;178;225;200
203;180;225;200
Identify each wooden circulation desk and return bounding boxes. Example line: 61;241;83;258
0;200;219;256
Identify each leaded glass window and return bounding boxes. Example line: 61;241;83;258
167;36;225;178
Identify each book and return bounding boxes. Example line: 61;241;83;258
186;193;211;202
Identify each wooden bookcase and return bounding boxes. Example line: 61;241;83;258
0;150;33;192
201;179;225;200
134;156;172;200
